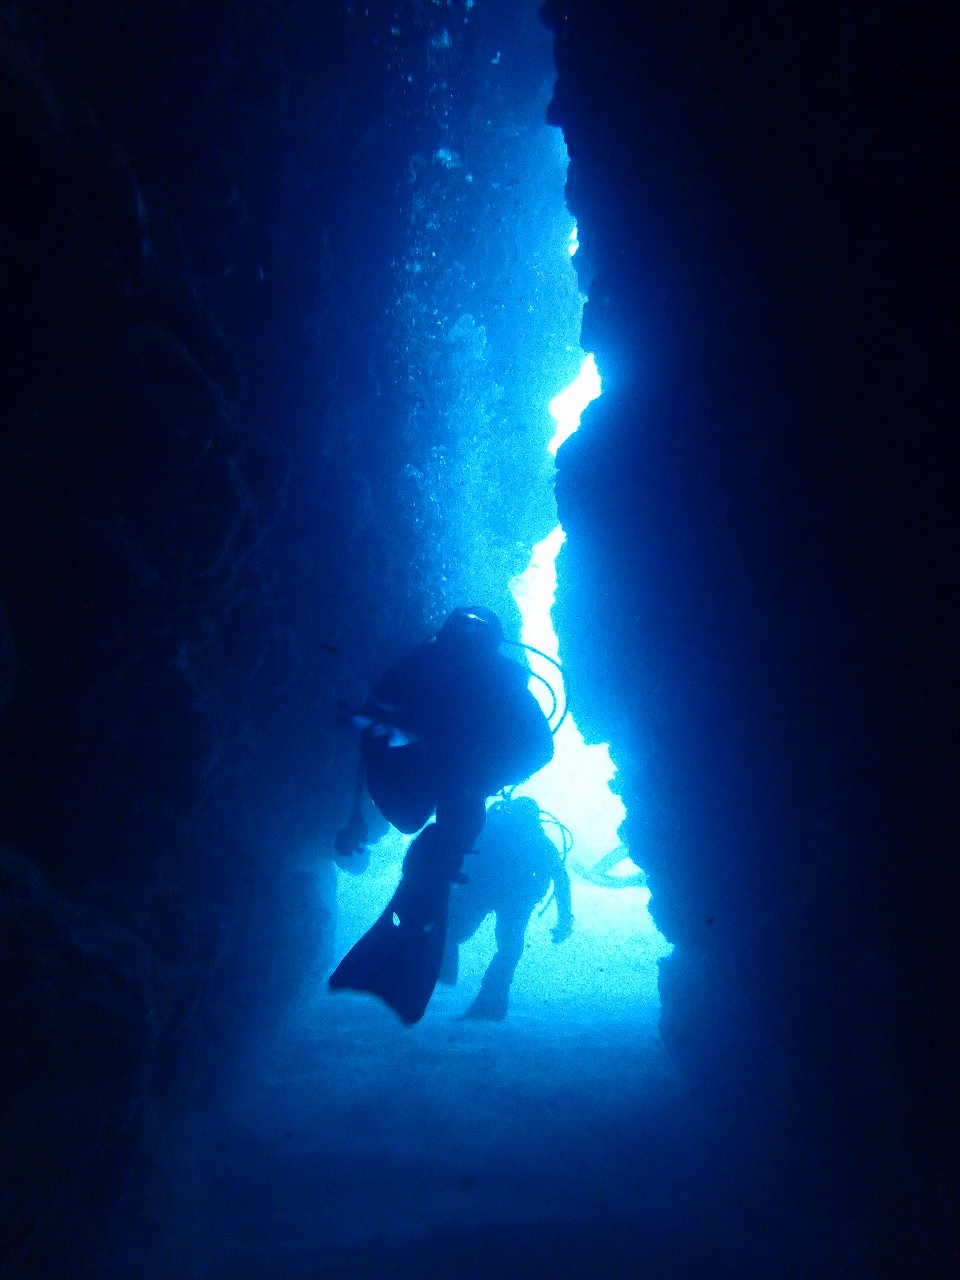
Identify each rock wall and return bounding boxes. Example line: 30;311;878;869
0;6;418;1270
543;1;957;1272
0;16;347;1271
1;3;576;1272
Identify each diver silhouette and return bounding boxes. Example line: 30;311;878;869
439;795;573;1021
329;607;555;1024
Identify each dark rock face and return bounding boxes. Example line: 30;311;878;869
1;3;574;1272
543;1;957;1271
0;13;366;1273
0;848;158;1271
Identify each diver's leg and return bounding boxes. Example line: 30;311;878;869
434;787;487;877
438;937;459;987
330;783;484;1025
331;823;452;1026
394;824;452;925
439;897;488;987
463;902;530;1021
340;788;481;1021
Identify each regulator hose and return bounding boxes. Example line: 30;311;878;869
503;639;569;734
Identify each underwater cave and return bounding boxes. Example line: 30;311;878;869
1;1;957;1277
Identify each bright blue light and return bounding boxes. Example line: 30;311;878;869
547;353;601;455
509;525;626;862
332;118;670;1023
505;502;670;1013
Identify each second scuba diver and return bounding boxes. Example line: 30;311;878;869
440;795;573;1021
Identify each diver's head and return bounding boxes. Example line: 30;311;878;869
438;606;504;652
488;794;541;824
508;796;542;823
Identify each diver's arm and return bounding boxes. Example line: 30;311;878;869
551;856;573;943
360;645;433;737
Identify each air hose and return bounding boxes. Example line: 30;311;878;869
503;639;569;734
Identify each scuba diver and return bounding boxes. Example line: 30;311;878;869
328;607;555;1025
439;795;573;1021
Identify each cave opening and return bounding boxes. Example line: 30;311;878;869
326;4;670;1030
198;3;684;1268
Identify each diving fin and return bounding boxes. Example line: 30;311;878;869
328;826;452;1026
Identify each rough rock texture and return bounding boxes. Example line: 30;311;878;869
1;3;572;1272
0;18;341;1271
0;848;158;1271
0;11;385;1271
543;1;958;1272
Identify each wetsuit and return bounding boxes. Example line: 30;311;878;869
330;628;554;1024
362;633;554;857
440;798;573;1020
